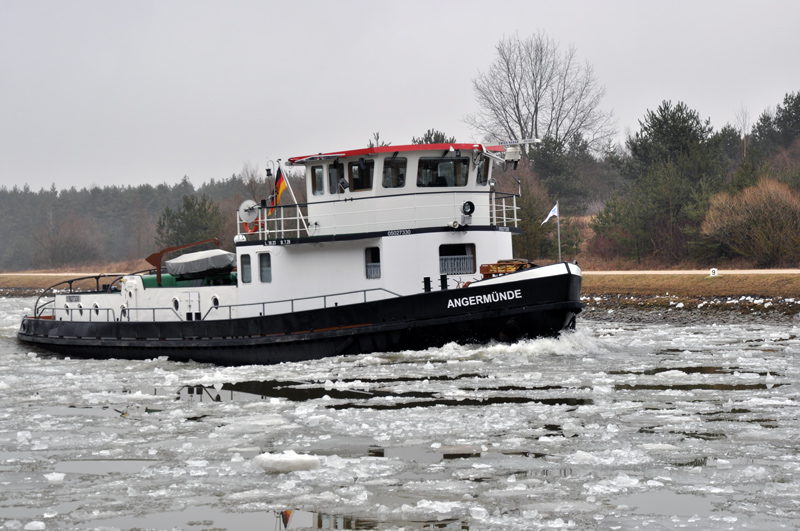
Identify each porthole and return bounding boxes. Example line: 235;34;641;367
78;304;84;316
93;303;100;316
120;306;127;318
212;296;219;308
173;298;180;311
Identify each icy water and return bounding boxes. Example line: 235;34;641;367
1;297;800;530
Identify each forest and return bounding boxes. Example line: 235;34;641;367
2;32;799;272
510;91;800;269
0;169;294;271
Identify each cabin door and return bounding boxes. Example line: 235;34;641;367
181;291;201;321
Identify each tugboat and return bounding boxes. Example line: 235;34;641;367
17;142;583;365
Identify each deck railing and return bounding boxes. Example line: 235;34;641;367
37;300;120;322
37;286;401;323
238;191;519;240
32;273;135;319
203;287;402;321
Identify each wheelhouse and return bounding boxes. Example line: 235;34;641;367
236;143;517;240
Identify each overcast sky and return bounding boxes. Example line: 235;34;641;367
2;0;799;191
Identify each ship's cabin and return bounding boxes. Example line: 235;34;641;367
237;143;519;240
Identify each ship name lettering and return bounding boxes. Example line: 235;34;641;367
387;229;411;236
447;289;522;309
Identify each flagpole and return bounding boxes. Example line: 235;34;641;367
280;164;309;233
266;163;275;228
556;201;561;262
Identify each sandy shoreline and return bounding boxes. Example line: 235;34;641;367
583;269;800;275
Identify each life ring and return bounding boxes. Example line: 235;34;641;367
244;217;264;233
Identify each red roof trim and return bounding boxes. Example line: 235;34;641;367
288;143;504;164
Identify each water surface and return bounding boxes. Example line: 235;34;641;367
2;297;799;529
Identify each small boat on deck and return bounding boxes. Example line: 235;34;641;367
17;142;583;365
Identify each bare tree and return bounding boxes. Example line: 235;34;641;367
465;32;616;153
130;194;157;259
34;213;100;268
734;104;750;158
239;162;266;202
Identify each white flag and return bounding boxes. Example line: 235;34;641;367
541;203;559;225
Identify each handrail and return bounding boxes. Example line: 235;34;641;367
48;306;118;322
36;286;401;324
249;189;519;215
31;269;157;319
201;287;403;321
238;190;520;239
33;273;117;318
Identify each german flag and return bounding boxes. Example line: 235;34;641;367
269;166;287;216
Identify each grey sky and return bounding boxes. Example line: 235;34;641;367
2;0;799;191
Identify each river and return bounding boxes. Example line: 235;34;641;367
1;296;799;530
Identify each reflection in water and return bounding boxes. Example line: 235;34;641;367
84;506;466;530
158;379;594;410
258;509;466;530
274;510;469;531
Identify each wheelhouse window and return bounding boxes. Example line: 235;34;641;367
311;165;325;196
365;247;381;279
348;159;374;192
382;156;406;188
417;158;469;187
259;253;272;282
476;157;490;186
439;244;475;275
328;161;345;194
240;254;252;283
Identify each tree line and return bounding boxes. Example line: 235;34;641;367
0;168;303;271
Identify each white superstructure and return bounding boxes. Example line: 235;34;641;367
233;143;518;316
45;143;531;324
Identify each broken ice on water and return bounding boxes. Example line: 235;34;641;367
1;296;800;530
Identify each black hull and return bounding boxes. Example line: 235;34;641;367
18;270;583;365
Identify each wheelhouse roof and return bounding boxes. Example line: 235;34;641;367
287;143;505;165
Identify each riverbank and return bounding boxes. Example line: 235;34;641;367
581;293;800;325
580;271;800;324
0;273;125;297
